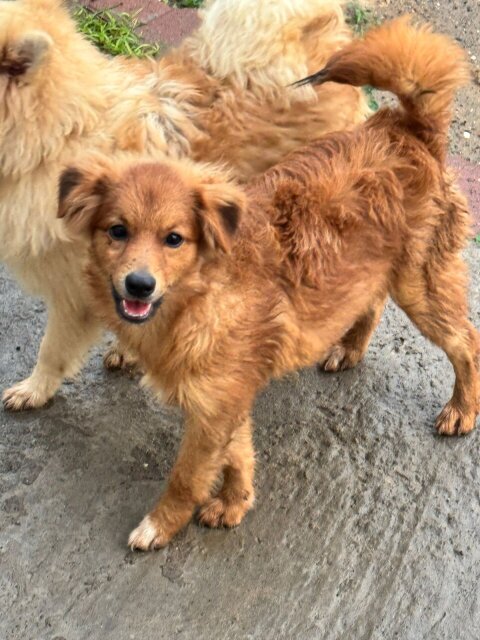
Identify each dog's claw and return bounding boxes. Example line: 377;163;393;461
319;344;363;373
2;378;51;411
198;494;253;529
103;345;139;373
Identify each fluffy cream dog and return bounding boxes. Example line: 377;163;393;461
0;0;369;410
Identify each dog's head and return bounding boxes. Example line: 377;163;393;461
58;156;246;324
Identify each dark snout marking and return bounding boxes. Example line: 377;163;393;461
125;271;156;299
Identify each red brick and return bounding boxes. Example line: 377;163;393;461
83;0;173;23
139;8;200;46
80;1;199;47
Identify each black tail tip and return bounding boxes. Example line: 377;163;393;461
290;68;329;89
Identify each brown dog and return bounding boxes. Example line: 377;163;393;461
59;18;479;550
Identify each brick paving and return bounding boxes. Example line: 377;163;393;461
80;0;480;231
83;0;199;46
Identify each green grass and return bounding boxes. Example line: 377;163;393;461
474;234;480;244
73;5;160;57
169;0;204;7
363;86;379;112
346;2;377;36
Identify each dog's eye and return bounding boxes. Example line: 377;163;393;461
165;232;184;248
108;225;128;241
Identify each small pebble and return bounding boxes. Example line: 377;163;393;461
463;131;471;139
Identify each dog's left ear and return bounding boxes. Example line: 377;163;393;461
2;31;53;78
58;166;111;236
194;182;246;254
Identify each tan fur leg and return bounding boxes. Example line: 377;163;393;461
198;416;255;528
2;302;102;411
128;414;236;551
392;257;480;436
321;294;386;372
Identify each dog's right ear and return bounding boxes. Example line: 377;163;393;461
58;167;110;236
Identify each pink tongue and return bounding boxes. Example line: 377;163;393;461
123;299;151;316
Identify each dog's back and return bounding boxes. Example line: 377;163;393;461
267;17;473;281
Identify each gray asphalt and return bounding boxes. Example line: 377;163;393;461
1;243;480;640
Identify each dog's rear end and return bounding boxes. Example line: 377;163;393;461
295;17;478;435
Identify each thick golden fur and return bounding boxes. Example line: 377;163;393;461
62;17;479;550
0;0;368;411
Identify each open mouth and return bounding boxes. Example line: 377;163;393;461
112;287;162;324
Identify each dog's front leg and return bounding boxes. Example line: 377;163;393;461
129;412;241;551
2;300;102;411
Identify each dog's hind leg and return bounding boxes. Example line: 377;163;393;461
320;293;387;372
2;300;102;411
198;416;255;529
391;255;480;436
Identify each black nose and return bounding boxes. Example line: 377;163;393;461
125;271;156;299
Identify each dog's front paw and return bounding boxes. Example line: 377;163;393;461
198;493;253;529
435;401;477;436
103;345;139;373
3;377;51;411
128;515;172;551
320;344;363;373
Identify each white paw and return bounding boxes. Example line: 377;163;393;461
128;515;170;551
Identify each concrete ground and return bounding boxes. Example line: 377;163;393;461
1;1;480;639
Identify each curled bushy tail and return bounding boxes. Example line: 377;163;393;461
295;17;471;160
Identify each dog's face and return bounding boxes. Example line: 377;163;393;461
58;157;245;324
